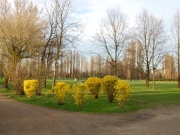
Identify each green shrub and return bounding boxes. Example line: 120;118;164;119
72;83;87;108
101;75;119;103
86;77;101;99
114;80;131;108
44;90;54;99
53;82;70;105
24;80;38;98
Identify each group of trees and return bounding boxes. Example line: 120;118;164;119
46;45;177;82
0;0;180;94
92;7;180;90
0;0;45;94
0;0;83;94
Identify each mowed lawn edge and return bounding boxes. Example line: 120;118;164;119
0;79;180;114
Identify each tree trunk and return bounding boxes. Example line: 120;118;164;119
145;65;150;87
145;78;149;87
108;95;114;103
178;73;180;88
145;73;149;87
36;79;41;96
16;84;24;95
114;63;117;77
114;69;117;77
152;68;155;90
52;61;57;91
16;90;24;95
178;41;180;88
4;76;8;88
43;63;47;88
36;62;45;96
44;77;47;88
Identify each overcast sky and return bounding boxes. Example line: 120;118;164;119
74;0;180;34
29;0;180;53
30;0;180;34
70;0;180;52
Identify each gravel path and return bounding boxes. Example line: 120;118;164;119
0;95;180;135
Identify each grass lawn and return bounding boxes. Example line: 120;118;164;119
0;78;180;114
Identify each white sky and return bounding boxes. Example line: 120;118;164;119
10;0;180;35
75;0;180;34
15;0;180;53
27;0;180;35
72;0;180;53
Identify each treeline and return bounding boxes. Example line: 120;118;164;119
27;47;175;81
0;0;179;95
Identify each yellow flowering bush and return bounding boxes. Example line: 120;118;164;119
24;80;38;98
53;82;70;105
114;80;131;108
72;83;87;108
101;75;119;103
86;77;101;99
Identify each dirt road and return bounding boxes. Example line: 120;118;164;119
0;95;180;135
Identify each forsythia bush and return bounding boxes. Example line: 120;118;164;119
24;80;38;98
86;77;101;99
72;83;87;107
101;75;119;103
114;80;131;108
53;82;70;105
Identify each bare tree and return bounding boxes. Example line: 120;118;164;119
171;9;180;88
163;54;176;80
93;7;129;76
0;0;12;88
136;41;144;80
0;0;45;94
126;41;136;80
132;9;167;89
97;54;102;77
44;0;83;89
80;55;86;79
90;55;95;76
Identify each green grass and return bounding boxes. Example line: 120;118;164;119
0;79;180;114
